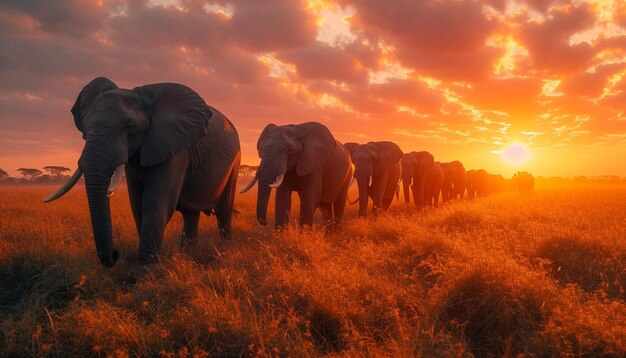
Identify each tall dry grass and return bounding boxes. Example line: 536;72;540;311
1;184;625;356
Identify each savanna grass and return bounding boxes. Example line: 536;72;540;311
1;184;625;356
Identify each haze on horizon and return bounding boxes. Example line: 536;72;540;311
1;0;625;178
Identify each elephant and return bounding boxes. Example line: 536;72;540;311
345;141;403;217
400;151;434;210
424;162;444;207
44;77;241;267
240;122;353;231
488;173;506;194
466;169;490;198
440;160;466;201
511;171;534;193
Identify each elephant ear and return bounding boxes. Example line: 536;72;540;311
135;83;212;167
402;152;417;166
71;77;118;137
257;123;278;155
373;141;403;174
296;122;336;176
344;142;359;156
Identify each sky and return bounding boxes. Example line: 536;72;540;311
1;0;625;178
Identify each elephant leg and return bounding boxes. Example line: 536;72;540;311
298;172;322;226
275;185;292;229
138;155;188;264
180;210;200;249
319;203;333;233
216;167;237;240
332;179;350;231
372;174;388;214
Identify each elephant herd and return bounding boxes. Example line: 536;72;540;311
44;78;533;267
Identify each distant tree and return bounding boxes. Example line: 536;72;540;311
17;168;42;181
43;166;71;177
0;168;7;180
239;165;258;177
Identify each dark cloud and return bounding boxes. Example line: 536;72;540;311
278;43;367;83
0;0;105;38
344;0;498;81
560;63;623;98
229;0;317;52
517;3;596;74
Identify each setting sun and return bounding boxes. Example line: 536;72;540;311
502;143;530;165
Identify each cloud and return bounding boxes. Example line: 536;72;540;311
517;3;596;74
0;0;625;176
343;0;499;81
278;43;367;83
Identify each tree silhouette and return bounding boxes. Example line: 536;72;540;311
0;168;7;180
17;168;42;181
239;165;259;177
43;166;71;177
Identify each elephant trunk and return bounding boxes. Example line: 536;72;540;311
256;184;271;226
255;155;287;226
79;141;124;267
357;177;369;217
402;179;411;204
84;174;119;267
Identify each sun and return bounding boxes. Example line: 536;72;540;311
502;143;530;164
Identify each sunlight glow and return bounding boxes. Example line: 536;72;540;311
502;143;530;164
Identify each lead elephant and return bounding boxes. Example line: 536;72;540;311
240;122;353;230
400;151;434;210
44;77;241;267
440;160;466;201
345;141;403;217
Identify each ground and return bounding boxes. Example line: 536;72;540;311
1;184;625;356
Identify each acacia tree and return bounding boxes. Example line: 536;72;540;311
43;166;71;177
17;168;42;181
0;168;7;180
239;165;259;177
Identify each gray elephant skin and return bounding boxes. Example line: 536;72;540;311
400;151;435;209
44;77;241;267
240;122;353;230
440;160;466;201
345;141;403;217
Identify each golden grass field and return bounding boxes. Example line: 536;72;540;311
1;183;625;357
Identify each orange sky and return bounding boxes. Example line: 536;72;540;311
1;0;625;178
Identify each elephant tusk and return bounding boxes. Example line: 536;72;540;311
410;177;414;186
269;173;284;188
239;175;258;193
107;164;125;197
349;175;355;188
43;168;84;202
369;176;373;187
